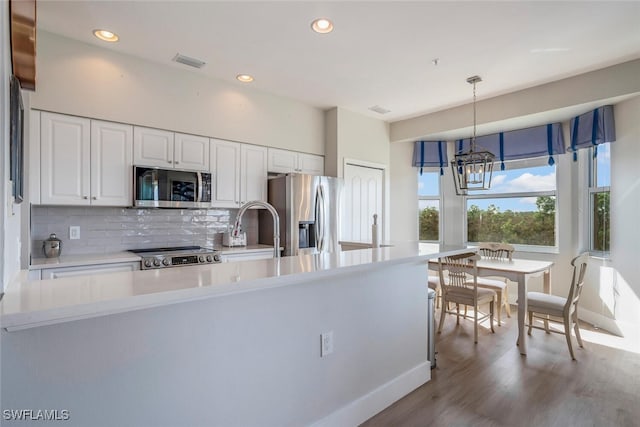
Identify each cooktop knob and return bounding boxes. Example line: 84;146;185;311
199;255;205;263
144;259;152;268
213;254;222;263
206;255;213;263
162;258;170;266
153;259;161;267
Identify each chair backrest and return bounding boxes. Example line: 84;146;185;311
565;252;589;315
438;252;479;291
478;242;515;261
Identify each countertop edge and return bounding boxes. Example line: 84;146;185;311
4;244;471;331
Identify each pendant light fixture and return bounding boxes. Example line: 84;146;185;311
451;76;495;195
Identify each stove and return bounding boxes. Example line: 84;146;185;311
130;246;222;270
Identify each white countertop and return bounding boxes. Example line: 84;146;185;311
2;243;467;331
29;245;277;270
30;251;142;270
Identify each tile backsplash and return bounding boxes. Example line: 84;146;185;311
31;206;259;258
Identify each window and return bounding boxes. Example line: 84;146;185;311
589;143;610;254
465;158;557;248
418;171;441;241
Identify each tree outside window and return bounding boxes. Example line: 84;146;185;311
590;143;610;253
466;159;557;248
418;171;440;242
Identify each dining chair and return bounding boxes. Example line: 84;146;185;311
437;252;496;343
474;242;515;326
526;252;589;360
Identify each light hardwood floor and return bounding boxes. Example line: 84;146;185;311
361;306;640;427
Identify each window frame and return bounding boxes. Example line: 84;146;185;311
587;143;611;257
463;157;559;252
417;169;443;243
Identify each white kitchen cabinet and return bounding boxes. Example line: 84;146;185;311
133;126;174;168
134;127;209;172
174;132;210;171
211;139;268;208
40;113;133;206
40;262;139;280
40;112;91;205
240;144;268;204
267;148;324;175
90;120;133;206
297;153;325;175
210;139;241;207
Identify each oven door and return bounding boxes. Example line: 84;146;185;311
134;166;211;208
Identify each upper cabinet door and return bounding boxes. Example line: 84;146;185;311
267;148;324;175
90;120;133;206
40;112;91;205
267;148;298;173
174;133;210;172
298;153;324;176
133;127;174;168
240;145;268;204
210;139;241;208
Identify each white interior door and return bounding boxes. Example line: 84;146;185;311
342;163;384;242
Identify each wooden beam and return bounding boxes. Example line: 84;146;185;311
10;0;37;91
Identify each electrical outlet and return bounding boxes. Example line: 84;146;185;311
69;226;81;240
320;331;334;357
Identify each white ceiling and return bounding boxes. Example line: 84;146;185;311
37;1;640;122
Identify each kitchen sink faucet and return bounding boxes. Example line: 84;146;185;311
232;201;280;258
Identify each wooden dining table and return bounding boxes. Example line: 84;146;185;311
429;257;554;355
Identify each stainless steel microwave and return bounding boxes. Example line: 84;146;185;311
134;166;212;208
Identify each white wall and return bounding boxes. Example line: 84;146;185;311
32;32;325;154
389;141;417;241
1;1;23;291
610;96;640;325
336;107;390;177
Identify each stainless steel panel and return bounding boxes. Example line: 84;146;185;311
259;173;342;256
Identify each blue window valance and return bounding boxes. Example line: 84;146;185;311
412;141;448;175
569;105;615;161
455;122;565;170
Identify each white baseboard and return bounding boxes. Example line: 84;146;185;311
310;362;431;427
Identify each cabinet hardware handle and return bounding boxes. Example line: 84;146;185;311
92;196;97;200
83;196;88;199
175;161;179;164
168;160;172;164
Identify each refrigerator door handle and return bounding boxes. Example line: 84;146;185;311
316;184;326;251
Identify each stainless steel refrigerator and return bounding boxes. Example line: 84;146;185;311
259;173;343;256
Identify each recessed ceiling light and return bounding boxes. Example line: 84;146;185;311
93;29;119;42
236;74;254;83
311;18;334;34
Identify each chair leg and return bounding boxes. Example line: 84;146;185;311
504;285;511;318
496;290;502;326
456;304;460;325
573;311;584;348
564;315;576;360
438;298;446;333
490;299;495;333
528;311;533;335
474;302;479;344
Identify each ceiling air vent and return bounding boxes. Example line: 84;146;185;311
368;105;391;115
172;53;206;69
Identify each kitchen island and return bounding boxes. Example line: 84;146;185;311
1;243;465;427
